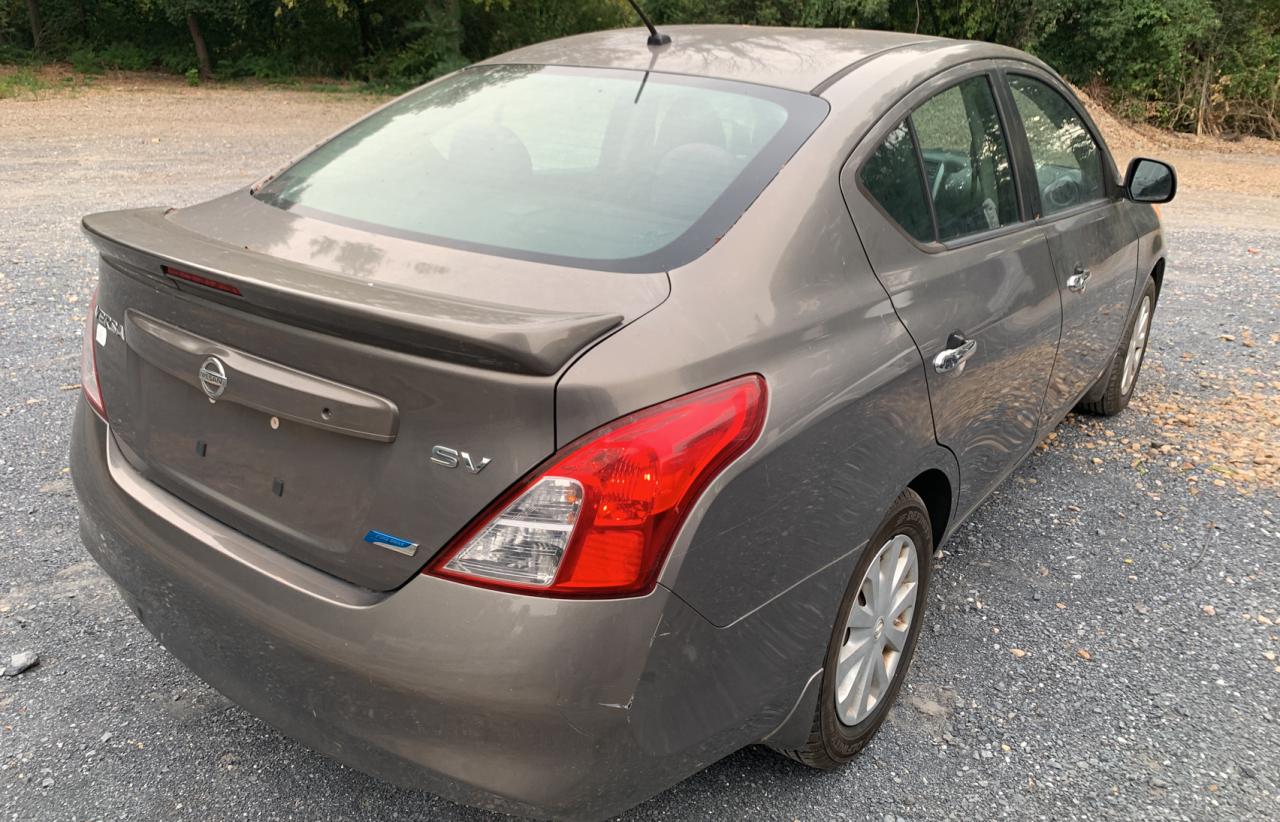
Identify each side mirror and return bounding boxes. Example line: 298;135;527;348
1124;157;1177;204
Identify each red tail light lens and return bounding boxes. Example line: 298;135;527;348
80;287;107;419
428;375;767;597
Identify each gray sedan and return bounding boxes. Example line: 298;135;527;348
70;23;1175;822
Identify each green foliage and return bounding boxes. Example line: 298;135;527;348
0;0;1277;136
69;42;152;72
0;66;43;96
64;42;196;73
361;5;466;88
1036;0;1280;135
0;43;38;64
217;52;298;80
0;65;82;96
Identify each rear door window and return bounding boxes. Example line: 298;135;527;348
1007;75;1107;216
860;121;934;243
910;76;1020;242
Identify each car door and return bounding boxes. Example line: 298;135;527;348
1000;71;1138;426
841;67;1062;519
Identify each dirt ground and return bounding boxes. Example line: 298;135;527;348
1069;85;1280;236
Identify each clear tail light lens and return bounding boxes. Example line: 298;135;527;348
80;287;106;419
442;477;584;587
429;375;767;597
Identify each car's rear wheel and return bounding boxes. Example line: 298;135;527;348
1077;277;1157;416
782;489;933;768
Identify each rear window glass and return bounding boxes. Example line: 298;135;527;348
254;65;828;273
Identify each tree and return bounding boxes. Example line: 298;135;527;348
186;11;213;80
25;0;43;52
142;0;248;80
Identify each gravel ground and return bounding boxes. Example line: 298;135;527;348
2;79;1278;822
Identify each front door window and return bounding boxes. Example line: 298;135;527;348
1008;75;1107;216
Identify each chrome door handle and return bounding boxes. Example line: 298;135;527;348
1067;266;1091;293
933;336;977;374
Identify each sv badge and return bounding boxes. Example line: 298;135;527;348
430;445;492;474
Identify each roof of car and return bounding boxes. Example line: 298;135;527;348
480;25;954;93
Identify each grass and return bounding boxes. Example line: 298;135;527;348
0;60;392;98
0;68;44;98
0;67;87;99
193;75;394;96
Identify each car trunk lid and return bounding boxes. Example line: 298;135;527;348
83;198;668;591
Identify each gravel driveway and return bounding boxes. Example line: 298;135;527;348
2;77;1278;822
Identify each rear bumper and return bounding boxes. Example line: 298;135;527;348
70;401;806;820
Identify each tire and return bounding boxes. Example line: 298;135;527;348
1076;277;1157;417
782;488;933;769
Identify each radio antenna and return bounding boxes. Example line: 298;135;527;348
627;0;672;46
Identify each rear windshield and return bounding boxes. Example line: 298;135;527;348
254;65;827;273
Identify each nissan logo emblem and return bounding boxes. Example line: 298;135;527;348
198;356;228;401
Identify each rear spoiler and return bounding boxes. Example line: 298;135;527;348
81;208;622;376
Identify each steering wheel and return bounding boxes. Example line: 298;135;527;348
921;150;968;200
1042;176;1080;211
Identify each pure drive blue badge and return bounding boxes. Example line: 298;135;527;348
363;530;419;558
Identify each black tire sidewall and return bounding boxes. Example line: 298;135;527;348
817;491;933;761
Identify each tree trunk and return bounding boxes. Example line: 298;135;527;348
355;1;373;60
25;0;43;53
186;12;214;82
1195;57;1213;136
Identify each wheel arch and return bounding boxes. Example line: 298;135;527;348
1150;256;1165;302
908;468;953;550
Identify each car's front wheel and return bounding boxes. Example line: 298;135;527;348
1077;276;1157;416
782;488;933;768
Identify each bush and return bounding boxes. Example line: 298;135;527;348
68;42;154;73
0;67;42;97
361;11;468;88
216;53;298;81
0;44;38;65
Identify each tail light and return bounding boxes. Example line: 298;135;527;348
162;265;242;296
428;375;767;597
80;287;106;418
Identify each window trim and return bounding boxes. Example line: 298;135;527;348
854;66;1029;253
905;117;941;243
